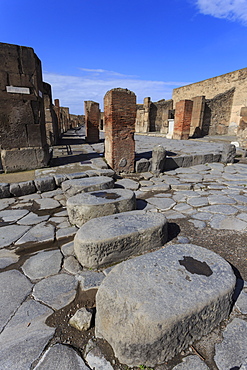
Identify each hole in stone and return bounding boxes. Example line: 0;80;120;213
92;191;121;200
178;256;213;277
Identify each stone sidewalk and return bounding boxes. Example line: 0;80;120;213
0;130;247;369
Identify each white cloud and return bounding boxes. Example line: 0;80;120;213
194;0;247;24
43;70;189;115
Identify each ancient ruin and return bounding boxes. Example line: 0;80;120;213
84;100;100;143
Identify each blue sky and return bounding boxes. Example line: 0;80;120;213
1;0;247;114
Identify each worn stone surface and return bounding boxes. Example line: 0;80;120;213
34;198;61;210
214;318;247;370
0;270;33;332
172;355;210;369
17;212;49;225
34;343;88;369
77;271;105;290
34;177;56;192
67;188;136;227
85;340;114;370
15;222;55;246
22;250;63;280
32;273;77;310
69;307;92;331
56;226;78;240
63;255;83;275
151;145;166;175
0;224;31;248
62;176;114;197
0;299;54;370
0;249;18;268
96;244;236;366
75;210;167;269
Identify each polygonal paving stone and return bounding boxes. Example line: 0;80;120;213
0;299;54;370
207;195;236;205
67;188;136;227
115;178;139;191
74;210;168;269
0;198;15;210
32;273;77;310
172;355;210;369
34;198;61;210
0;225;31;248
146;197;176;211
187;197;209;207
62;176;114;197
0;209;29;222
77;271;105;290
15;222;55;246
0;249;19;269
17;212;50;225
56;226;78;240
214;318;247;370
210;215;247;231
96;244;236;367
22;250;63;280
198;205;238;215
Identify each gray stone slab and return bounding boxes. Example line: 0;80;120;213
187;197;209;207
0;209;29;222
177;174;204;183
60;241;74;256
192;212;214;221
34;176;56;192
77;271;105;290
33;273;77;310
241;359;247;370
173;203;193;212
0;225;31;248
172;355;210;369
56;226;78;240
74;210;168;269
189;219;206;228
235;287;247;314
146;197;176;211
62;176;114;197
34;198;61;210
0;270;33;332
237;213;247;222
210;215;247;230
41;188;63;198
0;249;19;268
22;250;63;280
0;299;54;370
34;343;88;369
85;340;114;370
96;244;236;367
67;188;136;227
17;212;50;225
9;181;36;197
0;197;15;210
15;222;55;246
208;195;236;205
199;205;238;215
164;210;186;220
231;194;247;204
115;178;139;191
66;172;88;180
63;256;83;275
171;183;193;190
214;318;247;370
0;183;10;198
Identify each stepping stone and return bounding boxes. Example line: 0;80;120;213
0;300;54;370
74;210;168;269
22;250;63;280
67;188;136;227
62;176;114;197
34;344;88;369
214;318;247;370
95;244;236;367
0;270;33;332
32;273;77;310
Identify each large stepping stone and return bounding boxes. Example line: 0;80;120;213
95;244;236;367
62;176;114;197
67;188;136;227
74;210;168;269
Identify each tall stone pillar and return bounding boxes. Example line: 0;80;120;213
190;96;205;137
84;101;100;143
54;99;62;135
43;82;59;146
173;100;193;140
104;88;136;173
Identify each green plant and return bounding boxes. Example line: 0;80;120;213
138;366;154;370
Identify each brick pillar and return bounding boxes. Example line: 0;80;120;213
84;101;100;143
54;99;62;135
190;96;205;137
104;88;136;173
173;100;193;140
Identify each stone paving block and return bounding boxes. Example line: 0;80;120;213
172;355;210;369
0;183;10;198
35;177;56;192
17;212;50;225
208;195;236;205
33;273;77;310
53;174;68;187
187;197;209;207
199;204;238;215
0;197;15;210
135;158;151;173
0;270;33;332
15;222;55;246
74;210;168;269
56;226;78;240
96;244;236;367
214;318;247;370
0;299;55;370
34;343;88;369
210;215;247;231
85;340;114;370
9;181;36;197
22;250;63;280
34;198;61;210
171;183;193;190
66;172;88;180
77;271;105;290
67;188;136;227
41;188;63;198
60;241;74;256
0;209;29;222
235;285;247;314
115;178;139;191
0;248;19;268
63;255;83;275
146;197;176;210
62;176;114;197
0;225;31;248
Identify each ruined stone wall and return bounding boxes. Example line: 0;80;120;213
43;82;59;146
0;42;49;172
84;101;100;143
237;107;247;148
172;68;247;132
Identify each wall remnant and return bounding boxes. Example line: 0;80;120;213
104;88;136;173
43;82;59;146
237;107;247;148
173;100;193;140
84;101;100;143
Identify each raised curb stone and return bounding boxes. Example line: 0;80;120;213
74;210;168;269
95;244;236;367
67;188;136;227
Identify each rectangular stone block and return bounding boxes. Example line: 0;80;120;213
173;100;193;140
85;101;100;143
104;88;136;173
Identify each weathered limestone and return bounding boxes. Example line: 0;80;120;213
69;308;92;331
74;210;168;269
95;244;236;366
0;42;49;172
104;88;136;173
62;176;114;197
190;96;205;137
43;82;59;146
151;145;166;175
67;188;136;227
84;100;100;143
173;100;193;140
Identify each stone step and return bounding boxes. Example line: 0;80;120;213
67;188;136;227
95;244;236;367
61;176;114;197
74;210;168;269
